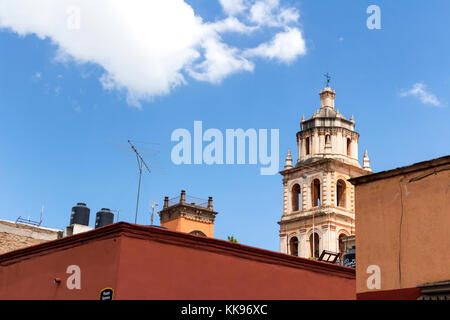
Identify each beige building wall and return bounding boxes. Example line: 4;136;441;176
350;156;450;295
0;219;62;255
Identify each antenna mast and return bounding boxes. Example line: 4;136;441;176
40;205;44;225
128;140;151;224
150;202;159;226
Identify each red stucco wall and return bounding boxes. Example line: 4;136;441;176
115;235;355;300
0;223;355;300
0;236;121;300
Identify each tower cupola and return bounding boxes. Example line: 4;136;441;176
319;86;336;109
295;85;362;168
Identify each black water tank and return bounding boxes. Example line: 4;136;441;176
343;246;356;268
70;203;90;226
95;208;114;229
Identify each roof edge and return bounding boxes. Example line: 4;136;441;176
349;155;450;185
0;222;355;279
280;157;369;176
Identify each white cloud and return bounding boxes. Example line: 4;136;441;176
250;0;278;25
400;82;441;107
0;0;306;107
248;0;298;27
244;27;306;63
276;7;300;26
188;37;254;83
218;0;248;16
208;17;258;34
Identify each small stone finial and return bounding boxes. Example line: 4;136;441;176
363;149;372;172
284;149;293;170
180;190;186;204
301;115;305;122
208;197;213;210
350;115;354;122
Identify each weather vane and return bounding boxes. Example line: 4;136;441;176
324;73;331;86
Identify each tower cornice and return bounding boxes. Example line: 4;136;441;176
279;157;371;177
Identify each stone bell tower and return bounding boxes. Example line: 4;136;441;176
278;84;373;259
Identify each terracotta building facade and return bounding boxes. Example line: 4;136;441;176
278;85;372;260
350;155;450;300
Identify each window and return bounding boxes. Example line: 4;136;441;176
289;237;299;256
189;230;206;237
336;180;347;208
346;138;352;156
311;179;321;207
291;184;301;211
309;233;320;258
338;234;347;256
305;137;310;155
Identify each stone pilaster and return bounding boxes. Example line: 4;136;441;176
283;180;288;216
280;235;287;254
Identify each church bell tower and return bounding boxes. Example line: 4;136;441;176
278;82;372;259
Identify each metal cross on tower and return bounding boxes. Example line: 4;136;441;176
324;73;331;86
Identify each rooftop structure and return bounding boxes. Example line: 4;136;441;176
158;190;217;237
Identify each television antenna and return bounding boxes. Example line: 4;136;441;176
16;205;44;227
128;140;151;224
40;205;44;225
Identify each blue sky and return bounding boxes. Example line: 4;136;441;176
0;0;449;251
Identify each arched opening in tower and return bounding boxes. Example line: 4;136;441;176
189;230;207;237
311;179;321;207
291;184;301;211
305;137;310;155
289;236;299;256
336;179;347;208
346;138;352;157
309;233;320;258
